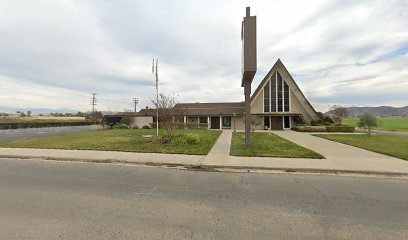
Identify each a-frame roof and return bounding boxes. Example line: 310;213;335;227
250;59;318;116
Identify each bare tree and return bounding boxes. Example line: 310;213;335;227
151;93;182;138
86;111;103;123
328;105;349;124
120;115;136;129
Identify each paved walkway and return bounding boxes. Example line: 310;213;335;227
372;130;408;136
273;131;408;173
1;130;408;175
201;130;232;165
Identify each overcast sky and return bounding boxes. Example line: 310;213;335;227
0;0;407;113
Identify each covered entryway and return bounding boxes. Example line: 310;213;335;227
270;116;283;130
210;117;220;129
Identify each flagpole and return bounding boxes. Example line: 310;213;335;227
155;59;159;136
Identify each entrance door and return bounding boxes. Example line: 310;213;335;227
284;116;291;129
264;116;270;129
222;117;231;129
211;117;220;129
270;116;283;130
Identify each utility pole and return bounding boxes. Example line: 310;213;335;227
132;98;139;112
90;93;97;124
152;58;159;136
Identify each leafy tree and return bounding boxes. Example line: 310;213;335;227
27;110;31;117
329;105;349;123
250;116;261;132
358;113;377;135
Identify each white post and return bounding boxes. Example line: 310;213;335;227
219;116;222;130
207;116;210;129
184;116;187;129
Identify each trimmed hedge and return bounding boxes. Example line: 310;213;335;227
0;121;92;130
293;126;326;132
326;125;355;132
149;122;208;130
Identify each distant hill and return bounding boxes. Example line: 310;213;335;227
326;106;408;117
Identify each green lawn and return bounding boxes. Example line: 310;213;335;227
342;117;408;132
230;132;324;158
314;134;408;160
0;129;222;155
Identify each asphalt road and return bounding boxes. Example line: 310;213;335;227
0;126;98;142
0;159;407;240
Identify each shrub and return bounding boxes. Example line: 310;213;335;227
311;120;319;126
173;134;200;145
326;125;355;132
293;116;305;125
311;119;330;126
160;137;172;144
185;134;200;144
173;137;187;145
112;124;128;129
142;125;151;129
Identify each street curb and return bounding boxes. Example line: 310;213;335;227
1;154;408;178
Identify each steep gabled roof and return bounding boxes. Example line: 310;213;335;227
250;59;318;116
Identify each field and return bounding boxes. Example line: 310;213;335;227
342;117;408;132
0;116;86;123
314;134;408;160
230;132;324;158
0;129;222;155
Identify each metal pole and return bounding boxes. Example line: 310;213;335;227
156;93;159;136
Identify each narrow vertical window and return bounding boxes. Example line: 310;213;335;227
284;81;289;112
271;72;276;112
277;72;283;112
264;81;270;112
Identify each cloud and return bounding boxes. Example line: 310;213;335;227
0;0;407;113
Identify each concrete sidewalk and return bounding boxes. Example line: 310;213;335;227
0;130;408;176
